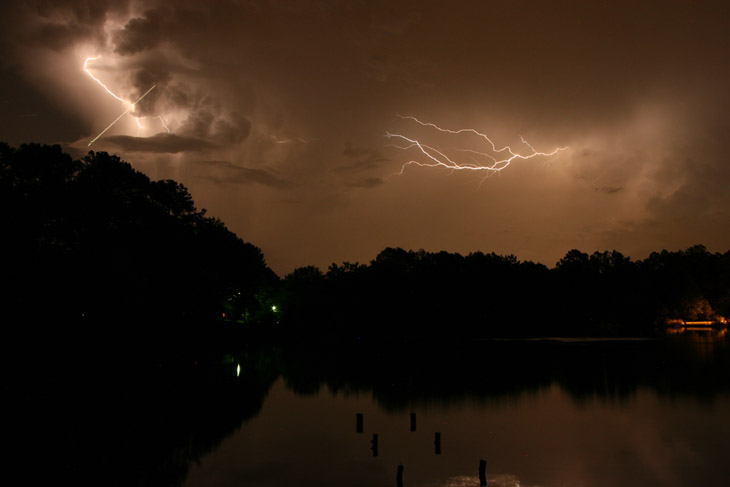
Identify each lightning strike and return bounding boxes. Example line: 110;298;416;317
386;115;567;177
88;85;156;146
136;116;171;136
158;116;171;134
83;56;126;103
84;56;170;144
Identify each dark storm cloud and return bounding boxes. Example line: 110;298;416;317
112;3;235;56
333;143;390;189
595;187;623;195
647;150;730;226
0;1;128;52
2;0;730;274
103;133;217;153
111;2;265;57
129;66;171;114
336;143;389;173
30;19;102;51
113;6;167;55
170;106;252;144
196;159;292;189
346;177;384;189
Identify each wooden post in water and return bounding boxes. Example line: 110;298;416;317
409;412;416;432
356;413;363;433
396;464;404;487
479;459;487;486
371;433;379;457
434;432;441;454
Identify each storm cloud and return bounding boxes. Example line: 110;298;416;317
2;0;729;274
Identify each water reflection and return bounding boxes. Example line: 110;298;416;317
12;337;279;487
184;374;730;487
179;334;730;487
280;334;730;410
15;333;730;487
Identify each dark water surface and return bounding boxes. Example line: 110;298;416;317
182;334;730;487
13;331;730;486
184;376;730;487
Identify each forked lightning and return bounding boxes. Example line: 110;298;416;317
387;115;566;176
84;56;169;145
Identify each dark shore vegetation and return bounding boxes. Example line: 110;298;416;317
281;245;730;339
4;142;730;486
2;142;730;344
1;142;277;337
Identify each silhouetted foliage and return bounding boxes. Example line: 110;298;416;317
278;245;730;339
0;142;277;331
5;142;729;341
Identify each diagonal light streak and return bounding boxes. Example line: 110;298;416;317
88;85;156;146
84;55;169;144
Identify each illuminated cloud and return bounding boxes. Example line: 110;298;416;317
101;133;217;153
1;1;729;273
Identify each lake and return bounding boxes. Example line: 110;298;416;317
15;331;730;486
183;376;730;487
183;333;730;487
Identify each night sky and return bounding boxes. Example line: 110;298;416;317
1;1;729;275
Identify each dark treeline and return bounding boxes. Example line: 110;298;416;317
2;142;280;484
7;143;730;486
1;142;278;337
279;246;730;338
4;142;730;341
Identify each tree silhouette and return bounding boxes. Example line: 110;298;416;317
1;142;276;333
277;245;730;339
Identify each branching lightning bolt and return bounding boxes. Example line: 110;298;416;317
88;85;156;146
135;116;171;137
84;56;169;145
83;56;126;103
386;115;567;176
